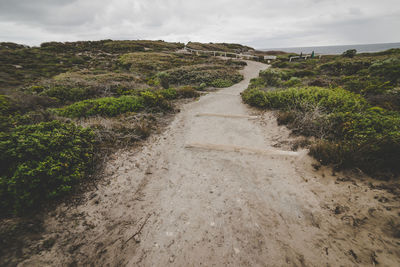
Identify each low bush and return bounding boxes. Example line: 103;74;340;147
319;60;371;76
259;69;282;86
176;86;200;98
57;96;145;118
242;86;400;175
197;82;207;91
40;86;96;102
166;65;243;87
241;88;270;108
253;48;400;175
157;72;170;89
186;42;253;53
310;108;400;174
342;76;393;95
0;120;95;214
57;87;199;118
118;52;205;75
282;77;302;87
159;88;177;99
243;86;367;113
0;95;12;131
248;77;267;89
342;49;357;58
211;79;234;88
293;69;316;77
277;111;296;125
368;58;400;84
250;69;306;88
308;78;330;87
139;91;171;110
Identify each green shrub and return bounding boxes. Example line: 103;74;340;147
312;108;400;173
211;79;234;88
197;82;207;90
259;69;282;86
241;88;270;108
282;77;302;87
40;86;95;102
119;52;201;75
319;60;371;76
58;96;144;118
139;91;171;110
248;77;267;89
166;65;243;86
243;86;368;113
368;58;400;84
342;49;357;58
272;61;289;68
156;72;170;89
293;69;316;78
159;88;177;99
342;76;394;95
57;89;180;118
242;85;400;175
0;95;12;132
0;121;95;214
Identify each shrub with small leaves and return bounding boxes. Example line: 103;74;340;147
211;79;234;88
156;72;170;89
342;49;357;58
242;86;400;175
0;120;95;214
176;86;200;98
57;96;145;118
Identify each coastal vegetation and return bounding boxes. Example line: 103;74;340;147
186;41;253;53
0;40;247;216
242;48;400;177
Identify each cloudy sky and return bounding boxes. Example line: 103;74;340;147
0;0;399;48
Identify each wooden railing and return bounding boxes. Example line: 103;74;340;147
182;46;320;62
183;47;259;59
289;54;322;62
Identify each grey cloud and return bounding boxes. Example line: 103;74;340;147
0;0;399;48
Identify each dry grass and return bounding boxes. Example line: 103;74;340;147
77;113;154;149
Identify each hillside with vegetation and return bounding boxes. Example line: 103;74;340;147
186;41;254;53
2;42;400;266
242;49;400;178
0;40;247;217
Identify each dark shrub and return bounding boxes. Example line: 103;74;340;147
157;72;170;89
259;69;282;86
140;91;172;111
242;86;400;175
211;79;234;88
293;70;316;77
0;121;95;214
308;78;329;87
176;86;200;98
342;49;357;58
277;111;296;125
368;58;400;84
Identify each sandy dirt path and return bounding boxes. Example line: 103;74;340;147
20;61;400;267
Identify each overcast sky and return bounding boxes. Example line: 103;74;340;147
0;0;399;48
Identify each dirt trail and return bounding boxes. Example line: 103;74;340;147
20;61;400;266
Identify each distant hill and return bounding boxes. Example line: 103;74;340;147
0;40;254;90
186;42;254;53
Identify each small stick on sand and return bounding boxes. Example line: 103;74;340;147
125;213;153;244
